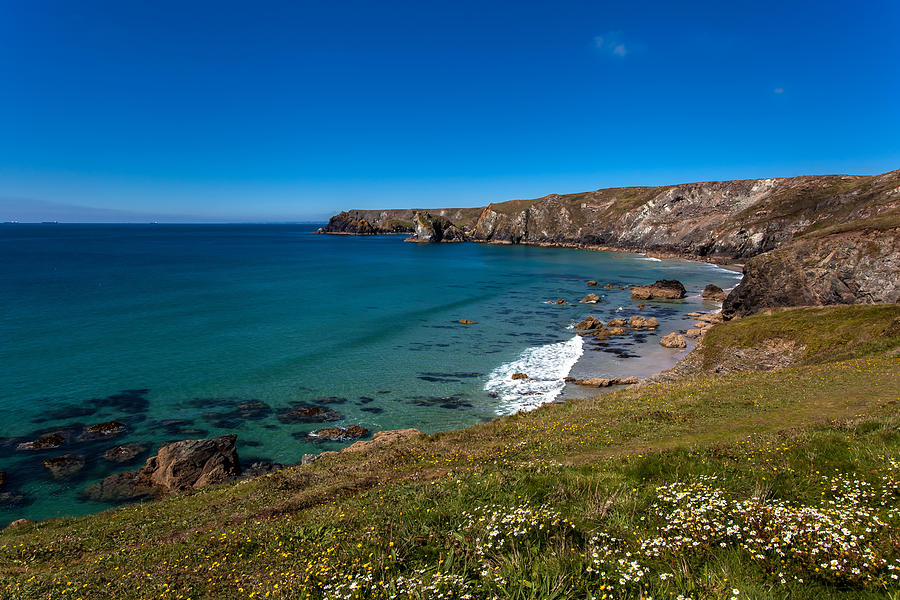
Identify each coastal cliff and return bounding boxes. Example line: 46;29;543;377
326;169;900;316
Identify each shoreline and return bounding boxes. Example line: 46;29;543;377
320;230;747;270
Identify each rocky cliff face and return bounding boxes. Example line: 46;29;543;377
722;224;900;318
326;169;900;315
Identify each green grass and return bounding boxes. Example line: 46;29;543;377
700;304;900;368
2;306;900;599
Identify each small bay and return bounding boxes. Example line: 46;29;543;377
0;223;740;524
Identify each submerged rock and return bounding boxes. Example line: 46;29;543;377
552;298;567;305
277;405;342;424
102;443;148;464
458;319;476;324
80;420;127;441
631;280;686;300
660;332;687;348
42;454;86;480
586;280;599;286
18;432;66;451
0;471;5;488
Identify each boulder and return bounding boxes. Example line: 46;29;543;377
102;443;149;464
607;317;627;327
511;372;528;380
586;280;599;286
631;280;686;300
143;435;241;492
85;435;243;500
702;284;727;302
307;426;369;442
660;333;687;348
607;327;628;336
580;293;600;303
685;328;704;339
619;376;640;385
574;316;603;330
458;319;476;324
277;405;342;424
42;454;86;480
553;298;567;305
343;429;423;453
645;317;659;328
628;315;650;329
0;471;5;488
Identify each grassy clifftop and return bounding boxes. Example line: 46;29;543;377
2;305;899;599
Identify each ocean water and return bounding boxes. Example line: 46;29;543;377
0;224;741;524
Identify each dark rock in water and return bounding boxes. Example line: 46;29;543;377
239;440;262;447
94;389;150;413
307;426;369;442
81;420;127;441
277;404;342;423
242;461;285;477
313;396;347;405
85;434;241;502
702;284;727;302
511;372;528;380
42;454;86;479
102;443;149;464
200;399;273;428
631;280;686;300
358;397;375;403
32;403;97;423
0;471;5;488
19;432;66;451
360;406;383;414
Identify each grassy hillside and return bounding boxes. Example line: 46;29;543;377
2;306;899;599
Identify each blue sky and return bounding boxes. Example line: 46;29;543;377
1;0;898;221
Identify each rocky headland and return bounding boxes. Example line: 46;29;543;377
324;169;900;316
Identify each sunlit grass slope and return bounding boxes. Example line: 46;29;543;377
2;305;899;599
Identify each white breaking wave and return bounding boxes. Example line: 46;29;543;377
485;336;584;415
638;256;662;262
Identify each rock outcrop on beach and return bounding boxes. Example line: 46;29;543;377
631;280;686;300
326;169;900;315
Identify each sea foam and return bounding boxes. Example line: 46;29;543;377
484;335;584;415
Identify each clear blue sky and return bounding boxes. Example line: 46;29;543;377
2;0;898;221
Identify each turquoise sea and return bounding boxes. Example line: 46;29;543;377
0;224;741;525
